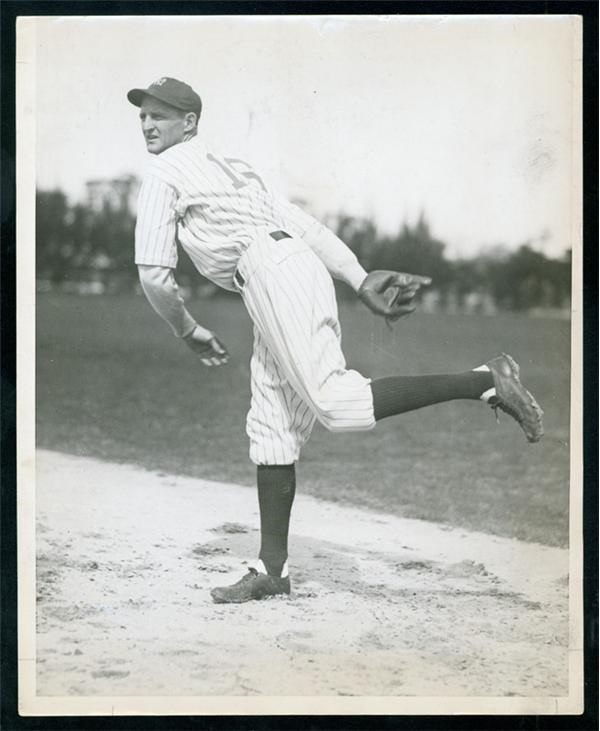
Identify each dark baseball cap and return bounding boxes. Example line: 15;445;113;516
127;77;202;117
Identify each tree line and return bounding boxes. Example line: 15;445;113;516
36;188;571;313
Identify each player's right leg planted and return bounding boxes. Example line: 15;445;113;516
210;464;295;604
209;322;312;604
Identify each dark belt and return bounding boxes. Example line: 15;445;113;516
269;229;291;241
233;230;291;289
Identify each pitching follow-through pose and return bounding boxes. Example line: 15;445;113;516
128;77;544;604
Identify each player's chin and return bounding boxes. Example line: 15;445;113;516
145;139;163;154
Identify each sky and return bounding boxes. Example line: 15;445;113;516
28;14;580;259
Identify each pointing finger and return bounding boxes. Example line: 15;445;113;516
392;273;432;287
410;274;432;286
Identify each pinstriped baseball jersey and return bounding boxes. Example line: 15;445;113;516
135;135;314;291
135;134;375;465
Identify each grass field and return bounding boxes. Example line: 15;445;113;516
36;292;571;547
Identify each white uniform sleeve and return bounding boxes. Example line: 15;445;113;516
281;199;368;291
138;265;198;338
135;175;179;268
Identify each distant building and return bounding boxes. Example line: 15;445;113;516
86;175;140;214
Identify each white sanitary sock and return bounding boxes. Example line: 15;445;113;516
472;364;496;402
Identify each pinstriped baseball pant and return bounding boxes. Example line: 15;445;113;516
235;229;375;466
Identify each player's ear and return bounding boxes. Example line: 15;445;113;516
183;111;198;132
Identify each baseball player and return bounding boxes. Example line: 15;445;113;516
128;77;543;604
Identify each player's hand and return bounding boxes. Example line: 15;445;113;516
183;326;230;366
357;270;432;325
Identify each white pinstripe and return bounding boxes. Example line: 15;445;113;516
135;135;374;465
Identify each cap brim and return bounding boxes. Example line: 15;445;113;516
127;88;148;107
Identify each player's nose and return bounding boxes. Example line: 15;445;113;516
141;117;155;133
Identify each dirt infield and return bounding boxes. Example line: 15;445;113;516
33;450;568;703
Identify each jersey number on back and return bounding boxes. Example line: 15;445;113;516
207;153;267;192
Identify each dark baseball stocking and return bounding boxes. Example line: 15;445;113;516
257;464;296;577
371;370;494;421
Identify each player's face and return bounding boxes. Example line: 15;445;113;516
138;96;187;155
